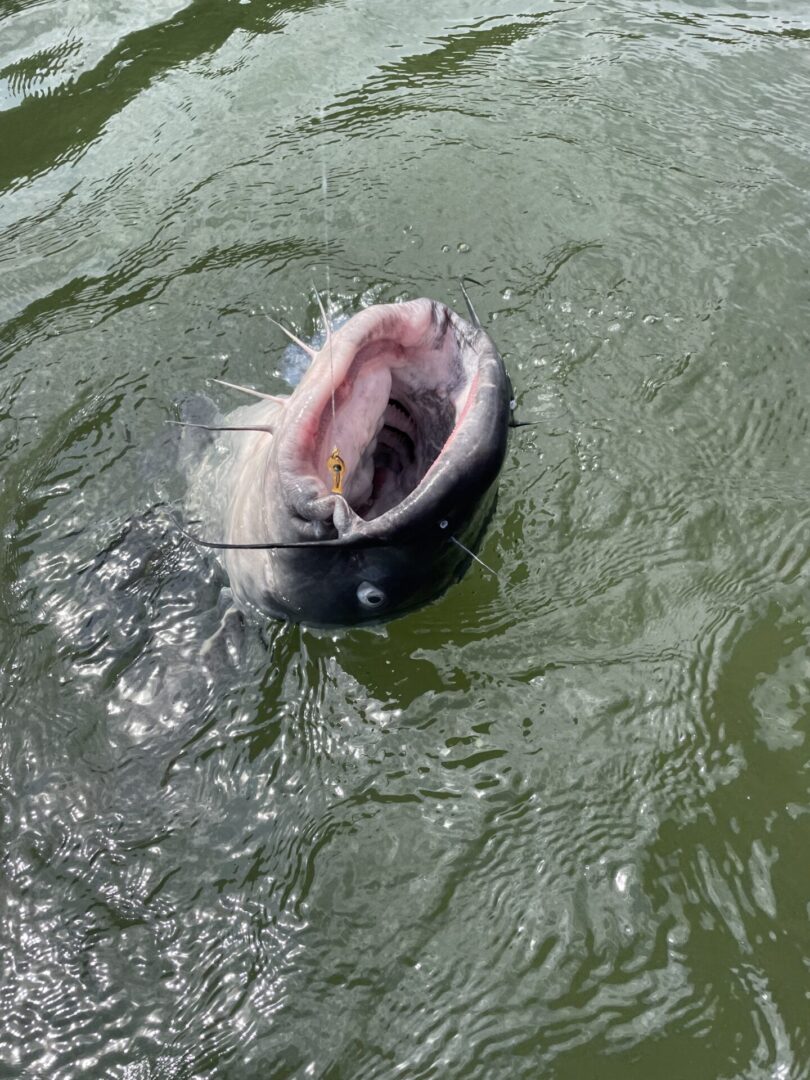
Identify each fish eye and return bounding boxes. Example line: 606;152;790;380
357;581;386;609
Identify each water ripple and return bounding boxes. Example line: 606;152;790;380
1;0;810;1075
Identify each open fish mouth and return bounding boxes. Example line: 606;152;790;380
179;295;511;624
270;297;508;545
301;316;477;521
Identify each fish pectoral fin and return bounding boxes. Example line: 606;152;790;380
200;600;244;667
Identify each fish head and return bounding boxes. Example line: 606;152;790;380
220;298;511;625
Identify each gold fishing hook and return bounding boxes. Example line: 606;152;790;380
328;447;345;494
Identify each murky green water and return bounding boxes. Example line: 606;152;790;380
2;1;810;1076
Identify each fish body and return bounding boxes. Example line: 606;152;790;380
185;298;510;625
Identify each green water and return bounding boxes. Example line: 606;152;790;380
2;1;809;1077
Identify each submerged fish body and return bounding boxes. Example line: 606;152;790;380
185;298;511;625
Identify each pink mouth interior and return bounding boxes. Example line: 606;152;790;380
313;339;475;521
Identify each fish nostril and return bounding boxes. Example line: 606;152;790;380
357;581;386;609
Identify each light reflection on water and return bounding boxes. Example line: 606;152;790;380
1;1;809;1076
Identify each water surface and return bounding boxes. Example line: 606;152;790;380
2;1;810;1076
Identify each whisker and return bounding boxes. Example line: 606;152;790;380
166;420;275;434
450;535;499;579
211;378;284;402
312;285;332;344
261;314;317;358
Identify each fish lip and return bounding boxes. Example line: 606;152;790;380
272;298;511;538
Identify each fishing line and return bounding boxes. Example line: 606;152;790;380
319;104;336;428
318;104;345;494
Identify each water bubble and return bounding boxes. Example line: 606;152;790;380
441;244;450;253
502;288;513;300
457;242;470;254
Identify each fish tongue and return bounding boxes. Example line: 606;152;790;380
332;367;391;471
